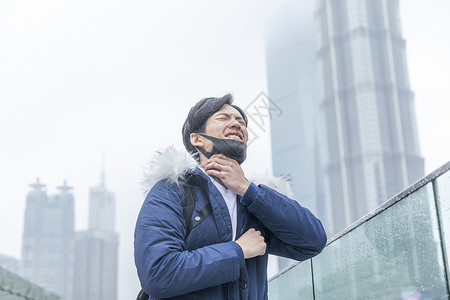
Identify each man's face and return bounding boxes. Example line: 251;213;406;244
201;104;248;151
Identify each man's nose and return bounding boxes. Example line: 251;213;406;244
229;118;242;129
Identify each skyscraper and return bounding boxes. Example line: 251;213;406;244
73;167;118;300
265;0;324;271
266;0;322;215
89;169;115;231
21;178;74;299
316;0;424;234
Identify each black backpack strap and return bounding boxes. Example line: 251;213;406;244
188;202;212;234
183;183;196;235
182;175;212;236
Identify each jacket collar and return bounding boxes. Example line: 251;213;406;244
143;146;293;197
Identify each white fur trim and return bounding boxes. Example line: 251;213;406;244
142;147;293;197
142;146;198;194
248;172;294;198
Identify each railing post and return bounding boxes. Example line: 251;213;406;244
310;259;316;300
432;178;450;295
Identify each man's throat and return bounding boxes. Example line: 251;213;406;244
211;175;227;189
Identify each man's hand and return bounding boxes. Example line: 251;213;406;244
204;154;250;196
235;228;267;259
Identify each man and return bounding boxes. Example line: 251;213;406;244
134;94;326;299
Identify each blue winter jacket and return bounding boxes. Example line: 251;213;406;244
134;167;326;299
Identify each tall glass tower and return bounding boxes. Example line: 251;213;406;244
73;167;119;300
316;0;424;235
21;179;75;300
265;0;325;271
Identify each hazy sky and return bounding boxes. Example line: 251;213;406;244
1;1;449;299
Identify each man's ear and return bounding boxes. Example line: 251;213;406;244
190;133;204;148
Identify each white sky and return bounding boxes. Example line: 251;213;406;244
0;1;449;299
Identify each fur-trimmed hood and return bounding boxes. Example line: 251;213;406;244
143;146;293;197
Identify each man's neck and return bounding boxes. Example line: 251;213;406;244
211;175;227;189
199;165;227;189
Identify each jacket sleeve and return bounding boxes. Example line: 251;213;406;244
134;180;245;298
241;183;327;261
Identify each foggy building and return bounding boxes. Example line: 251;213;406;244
73;168;119;300
266;0;424;241
21;178;74;300
73;230;118;300
89;169;115;231
0;254;20;275
316;0;424;235
265;1;325;271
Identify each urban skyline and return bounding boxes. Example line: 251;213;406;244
1;169;119;300
1;1;449;298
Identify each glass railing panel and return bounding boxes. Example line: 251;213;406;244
312;183;449;299
268;260;313;300
435;171;450;287
0;266;60;300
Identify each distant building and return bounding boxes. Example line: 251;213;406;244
21;178;74;300
73;230;118;300
315;0;424;234
73;168;118;300
265;0;324;271
89;170;115;231
266;0;322;219
266;0;424;243
0;254;19;275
